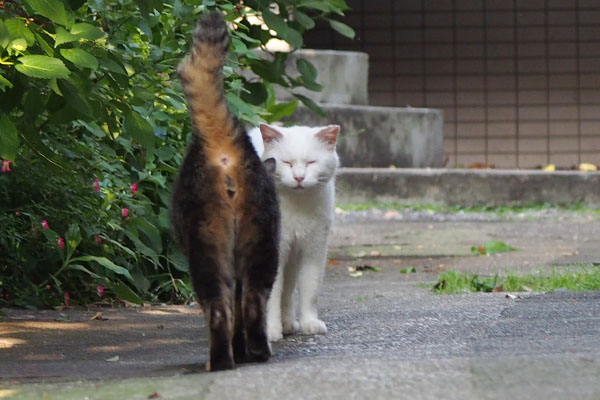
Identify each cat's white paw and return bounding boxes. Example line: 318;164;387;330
267;323;283;342
300;318;327;335
282;319;300;335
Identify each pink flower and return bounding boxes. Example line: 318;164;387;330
41;220;50;230
94;234;103;244
94;179;100;193
97;285;104;297
1;160;11;173
122;208;129;218
64;291;70;307
15;210;21;216
58;237;65;249
130;182;138;195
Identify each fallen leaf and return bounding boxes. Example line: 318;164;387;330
355;265;381;272
543;163;556;171
384;210;400;219
492;285;504;292
328;259;340;265
578;162;597;172
105;355;120;362
90;312;107;321
468;162;494;169
148;393;161;399
399;267;416;274
521;286;533;292
505;293;517;299
54;313;71;322
349;271;363;278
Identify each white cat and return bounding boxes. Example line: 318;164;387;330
248;123;340;341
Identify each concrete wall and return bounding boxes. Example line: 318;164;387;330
303;0;600;169
289;104;444;168
275;49;369;105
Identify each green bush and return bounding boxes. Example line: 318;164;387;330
0;0;353;308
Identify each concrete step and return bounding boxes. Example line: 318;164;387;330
336;168;600;206
289;104;444;168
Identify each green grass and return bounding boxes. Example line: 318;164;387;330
431;265;600;294
336;201;600;216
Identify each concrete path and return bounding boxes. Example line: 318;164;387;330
1;209;599;399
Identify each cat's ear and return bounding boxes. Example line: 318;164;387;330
262;157;277;175
259;124;283;144
315;125;340;146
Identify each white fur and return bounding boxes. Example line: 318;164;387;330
248;125;339;341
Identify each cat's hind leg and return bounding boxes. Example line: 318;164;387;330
232;280;246;363
239;226;279;361
187;226;236;371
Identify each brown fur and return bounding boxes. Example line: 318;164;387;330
170;13;280;371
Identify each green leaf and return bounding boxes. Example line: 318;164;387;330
0;21;9;49
34;32;54;56
0;73;13;92
25;0;72;27
70;256;133;281
99;57;127;75
19;125;67;169
262;10;303;48
65;224;82;258
111;280;143;305
4;19;35;45
329;20;355;39
57;80;93;117
293;93;325;116
240;81;268;105
124;110;155;149
265;100;298;122
60;48;98;70
54;27;79;47
297;58;318;82
0;114;20;161
78;121;105;138
127;217;163;254
472;240;518;255
170;248;189;273
69;23;104;40
298;1;340;14
10;38;28;51
294;10;315;29
67;264;102;279
15;55;70;79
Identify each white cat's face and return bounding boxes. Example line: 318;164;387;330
260;124;340;191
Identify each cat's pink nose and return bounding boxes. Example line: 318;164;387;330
294;176;304;183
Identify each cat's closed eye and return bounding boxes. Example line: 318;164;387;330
282;160;293;166
306;160;316;165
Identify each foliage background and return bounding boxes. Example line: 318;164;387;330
0;0;353;308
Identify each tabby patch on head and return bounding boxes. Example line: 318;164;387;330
259;124;340;191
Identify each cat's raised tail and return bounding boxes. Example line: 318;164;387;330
176;13;238;143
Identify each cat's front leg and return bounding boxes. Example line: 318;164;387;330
266;269;284;342
281;259;300;336
296;244;328;335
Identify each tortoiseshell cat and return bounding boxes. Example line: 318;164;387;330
170;13;280;371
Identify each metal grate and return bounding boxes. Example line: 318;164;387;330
303;0;600;168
